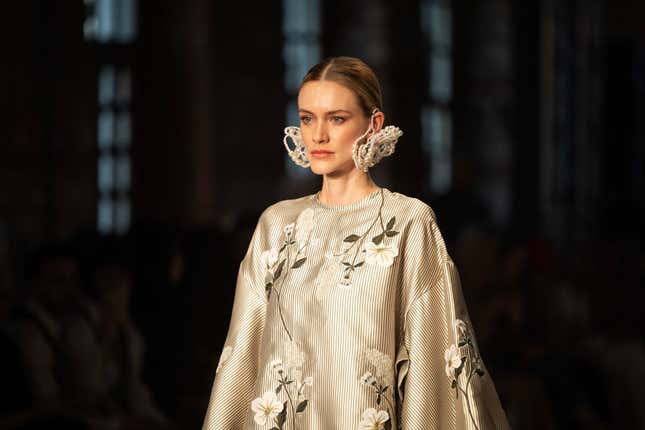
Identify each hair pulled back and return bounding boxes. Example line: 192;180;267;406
300;56;382;117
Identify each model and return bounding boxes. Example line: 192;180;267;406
203;56;510;430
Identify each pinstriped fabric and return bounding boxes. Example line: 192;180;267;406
203;187;510;429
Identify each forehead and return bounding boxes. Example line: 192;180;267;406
297;80;361;112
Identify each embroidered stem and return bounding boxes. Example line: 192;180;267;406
457;374;481;430
333;188;385;258
274;248;295;341
283;379;297;429
272;287;293;342
382;392;395;418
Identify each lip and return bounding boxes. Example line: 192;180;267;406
310;150;334;158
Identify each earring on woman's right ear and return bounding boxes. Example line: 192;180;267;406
283;126;310;168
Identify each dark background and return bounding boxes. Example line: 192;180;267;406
1;0;644;429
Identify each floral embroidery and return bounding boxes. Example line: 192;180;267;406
359;349;395;430
331;189;400;288
251;391;284;426
359;408;390;430
364;242;399;267
445;318;486;430
215;345;233;374
444;344;462;378
252;341;311;429
262;208;315;339
254;209;316;429
283;223;295;237
261;248;280;273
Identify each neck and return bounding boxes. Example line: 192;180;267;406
318;170;379;206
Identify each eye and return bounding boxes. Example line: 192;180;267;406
299;116;312;125
331;116;346;124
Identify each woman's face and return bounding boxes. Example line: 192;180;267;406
297;80;372;177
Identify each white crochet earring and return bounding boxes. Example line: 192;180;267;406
352;109;403;172
283;126;310;168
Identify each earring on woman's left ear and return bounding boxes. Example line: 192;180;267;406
352;110;403;172
283;126;310;168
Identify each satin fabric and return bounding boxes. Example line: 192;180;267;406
203;187;510;429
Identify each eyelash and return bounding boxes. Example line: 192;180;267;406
299;116;346;125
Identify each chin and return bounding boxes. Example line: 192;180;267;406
309;160;354;176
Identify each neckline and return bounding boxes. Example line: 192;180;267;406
312;187;386;210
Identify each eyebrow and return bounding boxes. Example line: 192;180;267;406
298;109;353;115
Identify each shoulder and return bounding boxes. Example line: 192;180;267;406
387;190;449;259
385;189;439;225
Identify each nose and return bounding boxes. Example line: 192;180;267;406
312;121;329;144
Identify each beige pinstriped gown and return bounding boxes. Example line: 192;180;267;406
203;187;510;430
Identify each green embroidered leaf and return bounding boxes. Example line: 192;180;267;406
451;379;457;389
279;243;287;253
270;427;280;430
285;380;294;385
292;257;307;269
354;261;364;267
381;385;389;393
476;368;485;377
274;259;286;280
372;233;384;244
384;420;392;430
458;340;468;347
385;230;399;237
275;384;282;394
376;393;382;405
342;261;352;266
387;216;396;231
296;400;308;413
276;403;287;427
344;234;361;243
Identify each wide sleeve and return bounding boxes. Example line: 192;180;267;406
202;214;269;429
396;205;510;430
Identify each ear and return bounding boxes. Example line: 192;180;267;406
371;110;385;134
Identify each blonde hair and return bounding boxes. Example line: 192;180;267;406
300;56;383;117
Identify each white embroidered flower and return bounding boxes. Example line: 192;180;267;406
364;349;393;384
337;277;352;289
364;242;399;267
215;345;233;374
270;358;284;374
295;208;315;242
260;248;279;269
283;223;295;237
360;371;376;386
251;391;284;425
285;340;305;369
444;344;462;378
297;374;313;393
359;408;390;430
